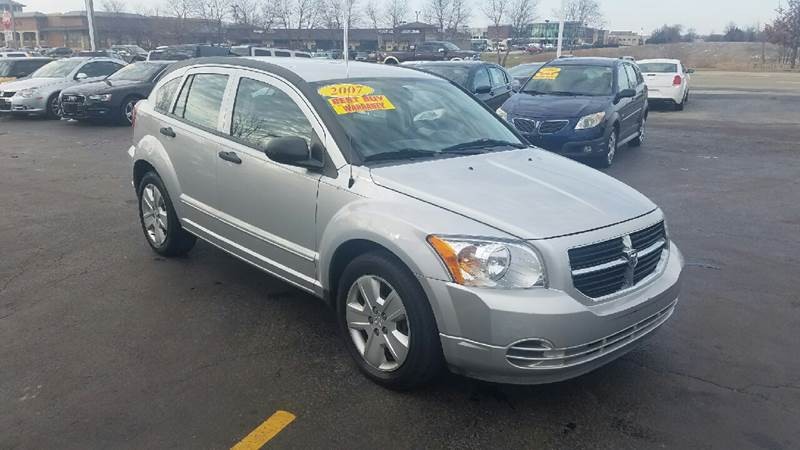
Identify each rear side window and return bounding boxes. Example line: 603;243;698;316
253;49;271;56
275;51;291;57
296;53;311;58
154;77;181;113
175;73;229;130
230;77;315;151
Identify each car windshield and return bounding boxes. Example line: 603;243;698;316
638;63;678;73
508;64;543;77
410;65;470;87
522;65;613;96
312;78;525;163
442;42;460;51
109;62;165;81
31;59;82;78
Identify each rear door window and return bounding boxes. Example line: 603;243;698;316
174;73;229;130
488;67;508;87
275;51;291;57
253;49;271;56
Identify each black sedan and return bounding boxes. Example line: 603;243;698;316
59;61;170;125
401;61;514;110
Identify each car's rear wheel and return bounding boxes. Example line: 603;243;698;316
629;115;646;147
675;97;685;111
337;251;443;390
137;172;196;256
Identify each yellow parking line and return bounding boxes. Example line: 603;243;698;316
231;410;296;450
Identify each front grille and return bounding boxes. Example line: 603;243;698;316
0;99;10;111
513;118;538;134
539;120;568;134
568;221;667;299
62;103;79;114
505;300;676;369
0;91;15;98
62;95;85;104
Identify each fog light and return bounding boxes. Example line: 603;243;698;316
583;146;593;153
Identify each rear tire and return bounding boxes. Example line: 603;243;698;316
674;99;684;111
337;251;444;390
137;172;196;257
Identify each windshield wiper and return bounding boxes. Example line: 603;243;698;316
441;138;526;154
362;148;440;163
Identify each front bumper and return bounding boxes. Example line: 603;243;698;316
60;100;114;120
520;123;612;157
0;95;47;115
422;241;683;385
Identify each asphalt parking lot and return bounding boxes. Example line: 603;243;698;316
1;71;799;449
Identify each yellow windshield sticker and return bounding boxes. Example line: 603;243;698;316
318;83;375;98
328;95;396;115
533;67;561;80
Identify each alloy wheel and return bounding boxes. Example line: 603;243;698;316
124;100;136;124
50;96;61;118
345;275;410;372
606;132;617;166
141;183;168;246
638;118;646;143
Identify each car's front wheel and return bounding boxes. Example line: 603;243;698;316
45;93;61;119
137;172;196;256
595;129;618;168
337;251;443;390
120;96;140;125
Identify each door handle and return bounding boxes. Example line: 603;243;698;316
218;151;242;164
159;127;176;138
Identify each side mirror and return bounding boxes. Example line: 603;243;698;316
75;73;88;80
438;48;445;53
615;88;635;102
511;79;521;92
263;136;324;170
474;84;492;95
686;68;695;74
409;45;415;51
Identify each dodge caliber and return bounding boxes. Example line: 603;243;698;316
129;57;683;389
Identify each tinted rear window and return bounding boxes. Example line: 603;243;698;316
637;63;678;73
413;65;470;87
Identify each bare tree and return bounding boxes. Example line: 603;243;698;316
559;0;603;27
508;0;537;39
384;0;408;29
168;0;196;44
483;0;506;62
447;0;470;36
424;0;450;33
231;0;261;25
100;0;127;13
318;0;359;29
194;0;231;42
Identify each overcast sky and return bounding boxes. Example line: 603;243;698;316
20;0;778;35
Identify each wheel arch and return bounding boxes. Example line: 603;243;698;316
383;57;399;65
131;134;182;206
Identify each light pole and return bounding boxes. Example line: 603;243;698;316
415;10;420;22
85;0;97;51
556;0;566;57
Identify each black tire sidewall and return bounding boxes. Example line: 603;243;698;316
336;251;443;389
137;172;184;255
46;93;60;119
120;96;138;125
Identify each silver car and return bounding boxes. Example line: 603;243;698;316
0;57;125;118
129;57;684;389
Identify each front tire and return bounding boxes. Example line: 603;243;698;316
119;96;140;125
337;251;444;390
137;172;196;256
45;93;61;119
629;115;646;147
595;128;618;168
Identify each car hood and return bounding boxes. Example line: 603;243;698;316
369;149;656;240
61;78;145;95
504;93;611;119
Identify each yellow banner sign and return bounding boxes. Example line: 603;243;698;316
317;83;375;98
533;67;561;80
328;95;396;115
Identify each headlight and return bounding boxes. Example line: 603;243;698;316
427;235;546;289
575;111;606;130
16;88;38;98
496;107;508;121
88;93;112;102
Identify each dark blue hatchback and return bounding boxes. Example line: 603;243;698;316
497;57;648;167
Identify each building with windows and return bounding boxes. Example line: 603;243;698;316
528;21;606;46
606;31;644;46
